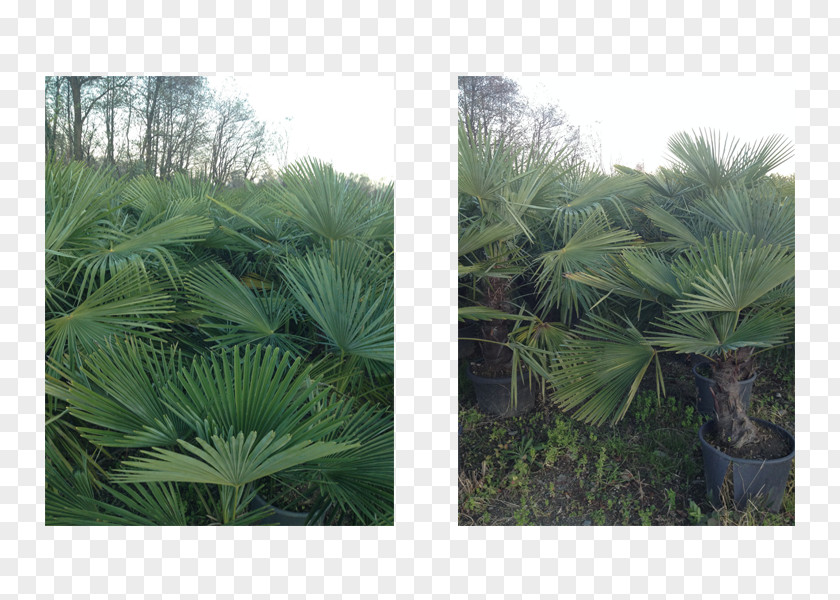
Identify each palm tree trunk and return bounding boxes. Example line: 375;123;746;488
711;349;758;449
479;276;513;368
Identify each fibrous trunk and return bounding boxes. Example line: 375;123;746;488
480;276;513;368
711;348;758;449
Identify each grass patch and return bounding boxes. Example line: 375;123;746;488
458;351;795;526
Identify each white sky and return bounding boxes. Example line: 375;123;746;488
511;76;794;175
208;76;395;182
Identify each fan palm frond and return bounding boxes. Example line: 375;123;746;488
666;129;793;192
46;336;189;448
534;208;640;320
163;345;343;444
287;401;394;525
68;214;214;296
186;262;309;355
283;253;394;369
670;232;794;313
45;265;174;372
692;183;794;250
649;305;794;356
266;157;391;244
548;315;661;426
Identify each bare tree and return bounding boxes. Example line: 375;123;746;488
458;76;525;145
137;76;163;175
66;76;113;162
209;95;256;184
92;76;133;166
458;75;596;164
239;120;268;182
45;76;65;159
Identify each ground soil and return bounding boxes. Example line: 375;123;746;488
458;350;795;526
704;420;793;460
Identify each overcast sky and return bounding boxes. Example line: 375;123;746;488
208;76;395;182
511;75;794;175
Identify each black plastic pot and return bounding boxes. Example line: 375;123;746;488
692;362;756;416
249;494;321;526
466;366;535;417
698;418;794;513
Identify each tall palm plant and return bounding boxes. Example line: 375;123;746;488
549;130;794;449
458;118;569;372
458;119;646;406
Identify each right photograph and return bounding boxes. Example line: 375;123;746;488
457;75;795;526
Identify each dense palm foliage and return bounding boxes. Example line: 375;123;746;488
459;124;794;451
457;119;647;397
46;156;394;525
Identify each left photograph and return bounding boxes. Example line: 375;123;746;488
44;75;395;526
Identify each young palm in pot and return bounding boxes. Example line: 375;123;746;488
458;120;647;416
548;131;795;510
457;119;568;415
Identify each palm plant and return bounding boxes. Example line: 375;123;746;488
458;119;647;409
205;159;395;404
457;118;569;372
283;245;394;402
548;130;794;451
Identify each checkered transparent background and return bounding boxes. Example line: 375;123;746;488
3;1;837;598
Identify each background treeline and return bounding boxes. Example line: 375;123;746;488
45;76;286;185
458;75;601;165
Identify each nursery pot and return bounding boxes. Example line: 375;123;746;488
692;362;756;416
249;494;324;526
698;418;794;513
466;365;535;417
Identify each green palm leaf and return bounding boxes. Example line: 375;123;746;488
535;208;640;320
692;183;794;250
621;249;680;298
549;315;660;426
458;219;521;259
458;119;520;208
565;255;660;303
458;305;535;322
283;253;394;367
113;430;356;488
671;232;794;313
266;157;391;243
666;129;793;192
123;172;217;228
45;440;189;526
163;345;343;445
288;401;394;525
45;265;174;371
46;336;189;448
186;262;309;355
46;160;123;259
650;305;794;356
69;214;214;295
640;202;701;250
549;167;646;231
